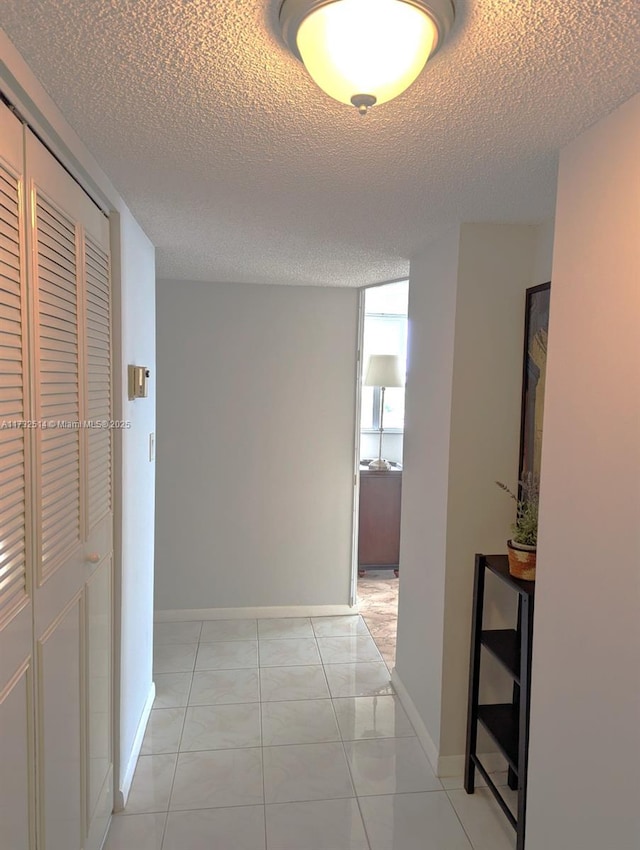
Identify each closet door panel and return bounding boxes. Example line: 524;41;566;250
26;128;113;849
0;107;31;630
85;557;112;836
0;101;36;850
0;662;34;850
37;596;83;850
81;195;113;850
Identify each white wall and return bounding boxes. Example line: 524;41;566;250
155;280;359;613
0;30;157;806
441;223;539;759
396;222;548;769
526;93;640;849
395;227;460;753
532;217;555;287
111;210;156;806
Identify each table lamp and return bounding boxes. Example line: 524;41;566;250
363;354;404;470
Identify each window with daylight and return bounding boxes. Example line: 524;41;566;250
360;280;408;443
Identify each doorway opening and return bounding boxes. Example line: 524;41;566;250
355;280;408;669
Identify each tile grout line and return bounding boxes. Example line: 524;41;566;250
444;787;478;850
132;786;459;817
258;661;268;850
316;618;376;848
337;719;373;850
158;629;199;848
148;626;198;847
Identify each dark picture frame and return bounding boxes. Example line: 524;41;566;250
518;282;551;481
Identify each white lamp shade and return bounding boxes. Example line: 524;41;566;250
364;354;404;388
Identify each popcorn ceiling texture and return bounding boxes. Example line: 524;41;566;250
2;1;638;286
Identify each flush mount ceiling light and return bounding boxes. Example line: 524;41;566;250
280;0;455;114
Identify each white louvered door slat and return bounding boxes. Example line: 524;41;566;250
84;237;112;532
34;194;82;583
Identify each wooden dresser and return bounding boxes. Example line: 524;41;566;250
358;467;402;573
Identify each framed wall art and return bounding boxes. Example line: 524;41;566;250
518;282;551;480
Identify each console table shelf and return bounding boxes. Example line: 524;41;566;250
480;629;520;682
477;704;519;772
465;554;535;849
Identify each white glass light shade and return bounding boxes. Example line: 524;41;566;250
280;0;454;112
364;354;404;388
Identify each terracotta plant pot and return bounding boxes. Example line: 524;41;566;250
507;540;536;581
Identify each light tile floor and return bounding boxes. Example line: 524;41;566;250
106;615;516;850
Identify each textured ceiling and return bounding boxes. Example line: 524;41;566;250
1;1;639;286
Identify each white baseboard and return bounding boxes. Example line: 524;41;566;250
114;682;156;811
390;669;506;778
390;668;440;774
155;604;357;622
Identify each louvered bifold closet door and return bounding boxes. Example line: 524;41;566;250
0;102;36;850
27;128;113;850
82;233;114;850
0;149;29;619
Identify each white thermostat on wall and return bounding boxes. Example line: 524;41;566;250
128;365;150;399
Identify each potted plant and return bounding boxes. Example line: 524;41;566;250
496;473;539;580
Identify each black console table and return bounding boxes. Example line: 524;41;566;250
464;554;535;850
